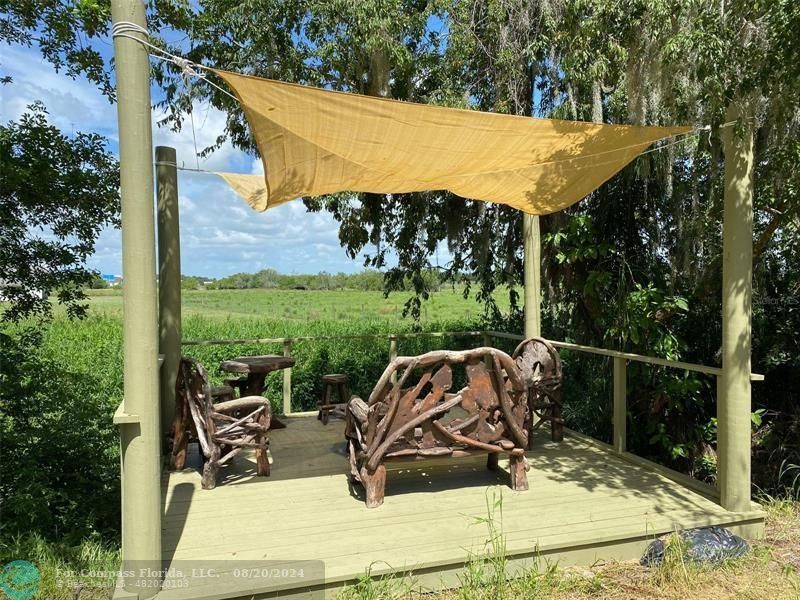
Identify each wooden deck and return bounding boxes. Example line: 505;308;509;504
153;415;764;600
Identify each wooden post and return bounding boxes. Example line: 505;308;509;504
523;214;542;338
482;331;493;348
718;102;755;513
111;0;161;596
523;214;542;430
482;331;493;368
156;146;181;435
389;335;398;384
283;340;292;415
612;357;627;453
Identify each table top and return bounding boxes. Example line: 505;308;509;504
220;355;296;374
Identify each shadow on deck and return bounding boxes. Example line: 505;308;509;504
151;415;764;600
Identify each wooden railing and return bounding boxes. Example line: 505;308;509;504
181;330;764;452
486;331;764;454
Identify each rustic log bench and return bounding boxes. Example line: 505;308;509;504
344;346;535;507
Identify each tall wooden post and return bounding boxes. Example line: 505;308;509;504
156;146;182;435
612;357;627;453
718;102;755;513
523;214;542;338
282;340;293;415
389;335;398;384
111;1;162;597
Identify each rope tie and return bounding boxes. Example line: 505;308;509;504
111;21;150;39
173;56;198;82
111;20;239;103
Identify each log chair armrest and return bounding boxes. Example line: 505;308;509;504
347;395;369;425
213;396;271;415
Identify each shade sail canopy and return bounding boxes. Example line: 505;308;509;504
212;69;691;215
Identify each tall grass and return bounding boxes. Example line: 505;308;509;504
181;315;479;411
0;534;120;600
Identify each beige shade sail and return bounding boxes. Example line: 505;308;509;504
212;69;692;215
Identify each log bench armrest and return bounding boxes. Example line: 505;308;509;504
213;396;271;414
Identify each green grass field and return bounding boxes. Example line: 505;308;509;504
81;286;511;323
40;287;518;415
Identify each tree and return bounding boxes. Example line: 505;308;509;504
0;0;115;96
0;102;119;322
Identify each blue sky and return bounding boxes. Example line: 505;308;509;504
1;40;380;278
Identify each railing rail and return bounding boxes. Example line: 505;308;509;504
485;331;764;381
179;329;764;455
180;330;485;346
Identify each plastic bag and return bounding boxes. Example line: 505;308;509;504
640;526;750;566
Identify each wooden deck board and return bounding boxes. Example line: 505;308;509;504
150;415;764;600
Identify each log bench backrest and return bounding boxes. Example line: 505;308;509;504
361;347;529;468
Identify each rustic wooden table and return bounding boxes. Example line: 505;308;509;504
220;355;296;428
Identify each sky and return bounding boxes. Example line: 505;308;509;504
1;40;379;279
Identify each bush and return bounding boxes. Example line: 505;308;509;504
0;327;121;542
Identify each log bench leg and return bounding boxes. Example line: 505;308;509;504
487;453;499;470
255;444;270;477
169;401;188;471
509;454;528;491
170;425;188;471
360;464;386;508
255;413;271;477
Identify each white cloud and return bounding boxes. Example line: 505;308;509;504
152;101;241;172
2;42;383;277
250;158;264;174
1;45;118;138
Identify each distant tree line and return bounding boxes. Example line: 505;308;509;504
184;269;444;292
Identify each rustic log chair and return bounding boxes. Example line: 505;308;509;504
169;357;271;490
344;347;531;507
512;337;564;445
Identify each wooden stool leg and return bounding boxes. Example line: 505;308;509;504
338;382;348;405
320;383;332;425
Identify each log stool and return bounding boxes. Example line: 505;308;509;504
210;383;235;403
223;375;249;397
319;374;349;425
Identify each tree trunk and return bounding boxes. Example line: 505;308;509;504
591;80;603;124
